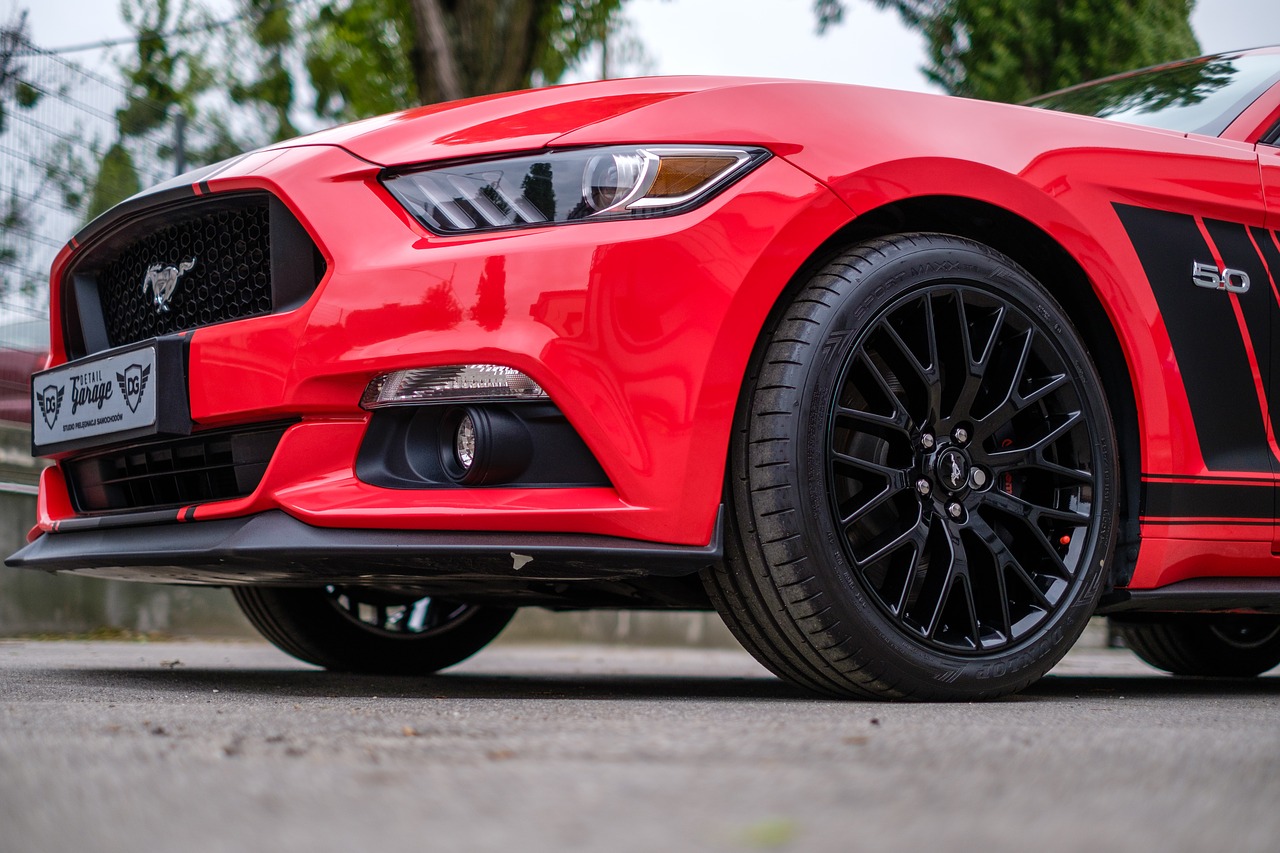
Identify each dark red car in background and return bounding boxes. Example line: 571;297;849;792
10;48;1280;699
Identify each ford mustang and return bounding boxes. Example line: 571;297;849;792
10;47;1280;699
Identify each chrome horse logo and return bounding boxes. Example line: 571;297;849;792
142;258;197;312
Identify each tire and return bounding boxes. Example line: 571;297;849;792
704;233;1117;700
233;585;514;674
1112;615;1280;677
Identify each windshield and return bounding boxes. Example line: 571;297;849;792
1026;52;1280;137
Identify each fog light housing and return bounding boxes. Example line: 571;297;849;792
361;364;547;408
439;406;533;485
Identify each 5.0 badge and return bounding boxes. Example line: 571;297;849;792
1192;260;1251;294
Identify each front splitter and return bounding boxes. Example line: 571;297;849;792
6;509;723;586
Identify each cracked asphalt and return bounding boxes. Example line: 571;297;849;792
1;640;1278;853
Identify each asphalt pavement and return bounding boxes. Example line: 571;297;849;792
1;639;1278;853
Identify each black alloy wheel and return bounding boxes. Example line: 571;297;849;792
1113;615;1280;677
704;233;1116;700
234;584;515;674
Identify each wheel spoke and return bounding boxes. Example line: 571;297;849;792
982;411;1086;475
922;523;966;639
858;351;906;413
968;514;1053;610
325;587;476;638
835;403;911;434
880;321;934;391
981;488;1089;527
831;450;909;487
976;369;1069;438
892;539;927;616
959;575;982;650
854;506;927;568
840;478;904;526
970;328;1031;436
948;299;1005;421
408;597;430;631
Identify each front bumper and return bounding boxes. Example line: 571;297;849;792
33;143;853;549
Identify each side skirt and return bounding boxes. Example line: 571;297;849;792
1097;578;1280;615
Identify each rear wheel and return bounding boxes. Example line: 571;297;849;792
704;233;1117;700
233;585;514;674
1113;615;1280;677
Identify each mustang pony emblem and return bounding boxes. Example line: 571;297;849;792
142;258;196;312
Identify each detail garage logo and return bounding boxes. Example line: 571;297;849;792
116;364;150;414
35;384;64;429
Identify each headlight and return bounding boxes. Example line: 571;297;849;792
381;145;769;235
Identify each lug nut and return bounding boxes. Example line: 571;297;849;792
970;468;988;488
953;427;969;445
920;433;935;450
916;478;932;497
947;502;963;519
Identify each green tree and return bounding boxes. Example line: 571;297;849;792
116;0;213;136
231;0;299;140
0;10;40;135
298;0;629;122
86;143;142;221
0;10;43;296
814;0;1201;102
75;0;223;220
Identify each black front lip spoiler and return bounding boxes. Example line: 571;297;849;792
5;509;723;586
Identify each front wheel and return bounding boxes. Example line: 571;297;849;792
233;585;514;674
705;233;1117;700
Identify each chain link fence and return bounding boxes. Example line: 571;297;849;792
0;28;177;425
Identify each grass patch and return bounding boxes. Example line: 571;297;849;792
4;626;174;642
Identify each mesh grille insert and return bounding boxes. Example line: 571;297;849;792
97;200;273;348
66;423;290;513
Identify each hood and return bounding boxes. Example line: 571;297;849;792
269;76;775;166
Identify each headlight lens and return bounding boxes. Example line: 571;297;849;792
381;145;769;235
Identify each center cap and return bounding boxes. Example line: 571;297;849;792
936;448;969;492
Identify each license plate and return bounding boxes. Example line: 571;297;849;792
32;340;189;455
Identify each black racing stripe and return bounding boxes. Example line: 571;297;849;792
1252;225;1280;291
1115;203;1273;472
1204;218;1279;441
184;506;197;522
1142;480;1274;519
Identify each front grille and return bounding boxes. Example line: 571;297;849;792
98;201;272;347
65;423;291;513
62;192;325;359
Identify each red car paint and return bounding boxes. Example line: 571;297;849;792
22;50;1280;597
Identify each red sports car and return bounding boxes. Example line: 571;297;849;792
11;48;1280;699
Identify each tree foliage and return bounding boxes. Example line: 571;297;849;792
117;0;213;136
295;0;626;123
86;143;142;220
231;0;299;139
815;0;1201;102
0;10;37;136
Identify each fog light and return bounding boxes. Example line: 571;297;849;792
361;364;547;408
454;412;477;470
439;406;533;485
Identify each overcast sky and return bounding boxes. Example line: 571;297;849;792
13;0;1280;99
